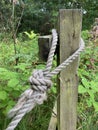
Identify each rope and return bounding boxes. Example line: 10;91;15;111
6;29;85;130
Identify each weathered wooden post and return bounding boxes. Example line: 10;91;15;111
58;9;82;130
38;35;52;61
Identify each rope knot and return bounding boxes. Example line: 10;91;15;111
29;70;52;92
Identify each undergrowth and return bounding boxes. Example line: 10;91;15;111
77;30;98;130
0;32;56;130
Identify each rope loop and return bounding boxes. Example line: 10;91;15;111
29;70;52;92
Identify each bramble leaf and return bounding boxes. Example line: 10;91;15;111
0;91;7;100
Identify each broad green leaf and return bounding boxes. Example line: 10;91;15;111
86;99;92;107
82;78;90;88
8;79;19;88
3;101;15;115
0;68;18;80
24;31;36;39
78;85;87;93
14;63;31;71
0;91;7;100
93;102;98;112
88;90;94;101
90;81;98;92
51;86;57;94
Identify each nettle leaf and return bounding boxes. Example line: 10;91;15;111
0;68;8;80
51;86;57;94
82;77;90;88
0;91;7;100
13;85;22;91
78;85;87;93
3;100;15;115
93;102;98;112
5;72;18;80
9;54;24;62
0;67;18;80
88;90;95;101
8;78;19;88
14;63;31;71
90;81;98;92
36;64;46;69
86;99;92;107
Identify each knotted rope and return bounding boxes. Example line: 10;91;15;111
6;29;85;130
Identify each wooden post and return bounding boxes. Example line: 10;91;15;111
38;35;52;61
58;9;82;130
48;101;57;130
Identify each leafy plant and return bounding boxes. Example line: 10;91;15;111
0;29;39;128
78;73;98;111
24;31;37;39
81;30;90;41
77;30;98;130
0;28;56;130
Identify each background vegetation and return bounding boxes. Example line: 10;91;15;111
0;0;98;130
0;0;98;33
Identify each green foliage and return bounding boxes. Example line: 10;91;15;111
0;31;38;116
19;0;98;31
0;31;56;130
77;30;98;129
78;73;98;111
24;31;37;39
81;30;90;40
1;0;98;34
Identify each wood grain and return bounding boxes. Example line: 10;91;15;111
58;9;82;130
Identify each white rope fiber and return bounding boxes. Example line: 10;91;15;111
6;29;85;130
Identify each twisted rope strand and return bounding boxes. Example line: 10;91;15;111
6;29;84;130
44;29;58;74
46;38;85;77
6;99;35;130
6;90;47;130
